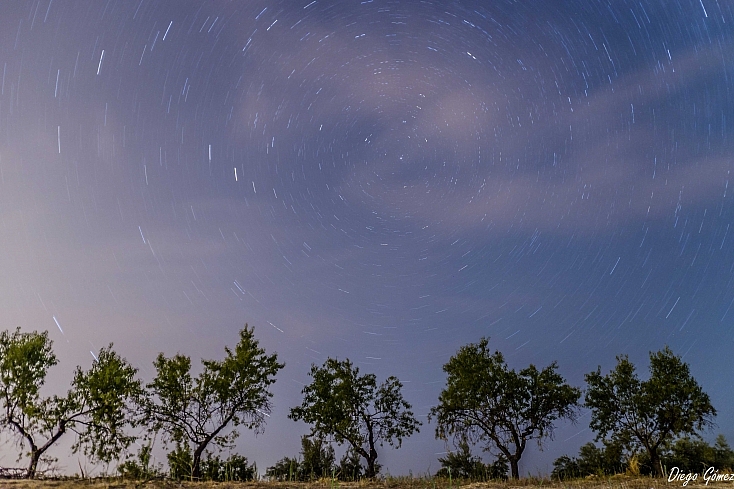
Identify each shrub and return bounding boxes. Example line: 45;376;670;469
117;443;164;480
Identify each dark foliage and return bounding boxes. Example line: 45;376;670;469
585;347;717;477
266;435;336;481
166;442;256;481
552;440;627;480
435;440;508;480
117;443;165;480
0;329;141;479
553;435;734;479
266;456;300;481
142;325;283;480
338;445;366;481
429;337;581;479
289;358;420;479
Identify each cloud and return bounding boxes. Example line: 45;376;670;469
339;42;734;234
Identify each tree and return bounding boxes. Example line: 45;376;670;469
0;328;141;478
584;346;716;478
142;325;284;480
289;358;421;479
429;338;581;479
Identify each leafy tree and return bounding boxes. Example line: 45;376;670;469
289;358;421;479
584;347;716;477
0;328;141;478
429;338;581;479
142;325;284;480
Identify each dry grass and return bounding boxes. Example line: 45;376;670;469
0;475;732;489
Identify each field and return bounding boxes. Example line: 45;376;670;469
0;476;731;489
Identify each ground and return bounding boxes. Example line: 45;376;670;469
0;476;732;489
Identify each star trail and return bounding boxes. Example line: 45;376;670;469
0;0;732;476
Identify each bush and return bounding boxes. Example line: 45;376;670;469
200;453;257;481
300;435;336;480
657;435;734;475
338;446;365;481
714;435;734;470
167;442;194;480
554;435;734;480
266;456;301;481
552;440;627;480
266;436;337;481
552;455;580;480
435;440;508;481
118;444;164;480
165;442;255;481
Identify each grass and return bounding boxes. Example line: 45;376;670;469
0;474;731;489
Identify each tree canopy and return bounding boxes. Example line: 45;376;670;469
142;325;284;480
289;358;421;479
0;328;141;478
429;337;581;479
584;346;716;477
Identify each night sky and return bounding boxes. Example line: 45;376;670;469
1;0;733;477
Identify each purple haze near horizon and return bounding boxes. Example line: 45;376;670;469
0;0;733;477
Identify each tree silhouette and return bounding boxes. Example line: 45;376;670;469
0;329;140;478
290;358;420;479
429;337;580;479
142;325;283;480
585;346;716;477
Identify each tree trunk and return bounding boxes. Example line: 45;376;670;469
26;450;41;479
365;446;379;478
18;420;66;479
190;414;234;481
366;459;375;479
509;457;520;479
192;444;205;481
364;419;379;479
649;449;663;478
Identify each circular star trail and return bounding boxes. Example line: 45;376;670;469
0;0;732;475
